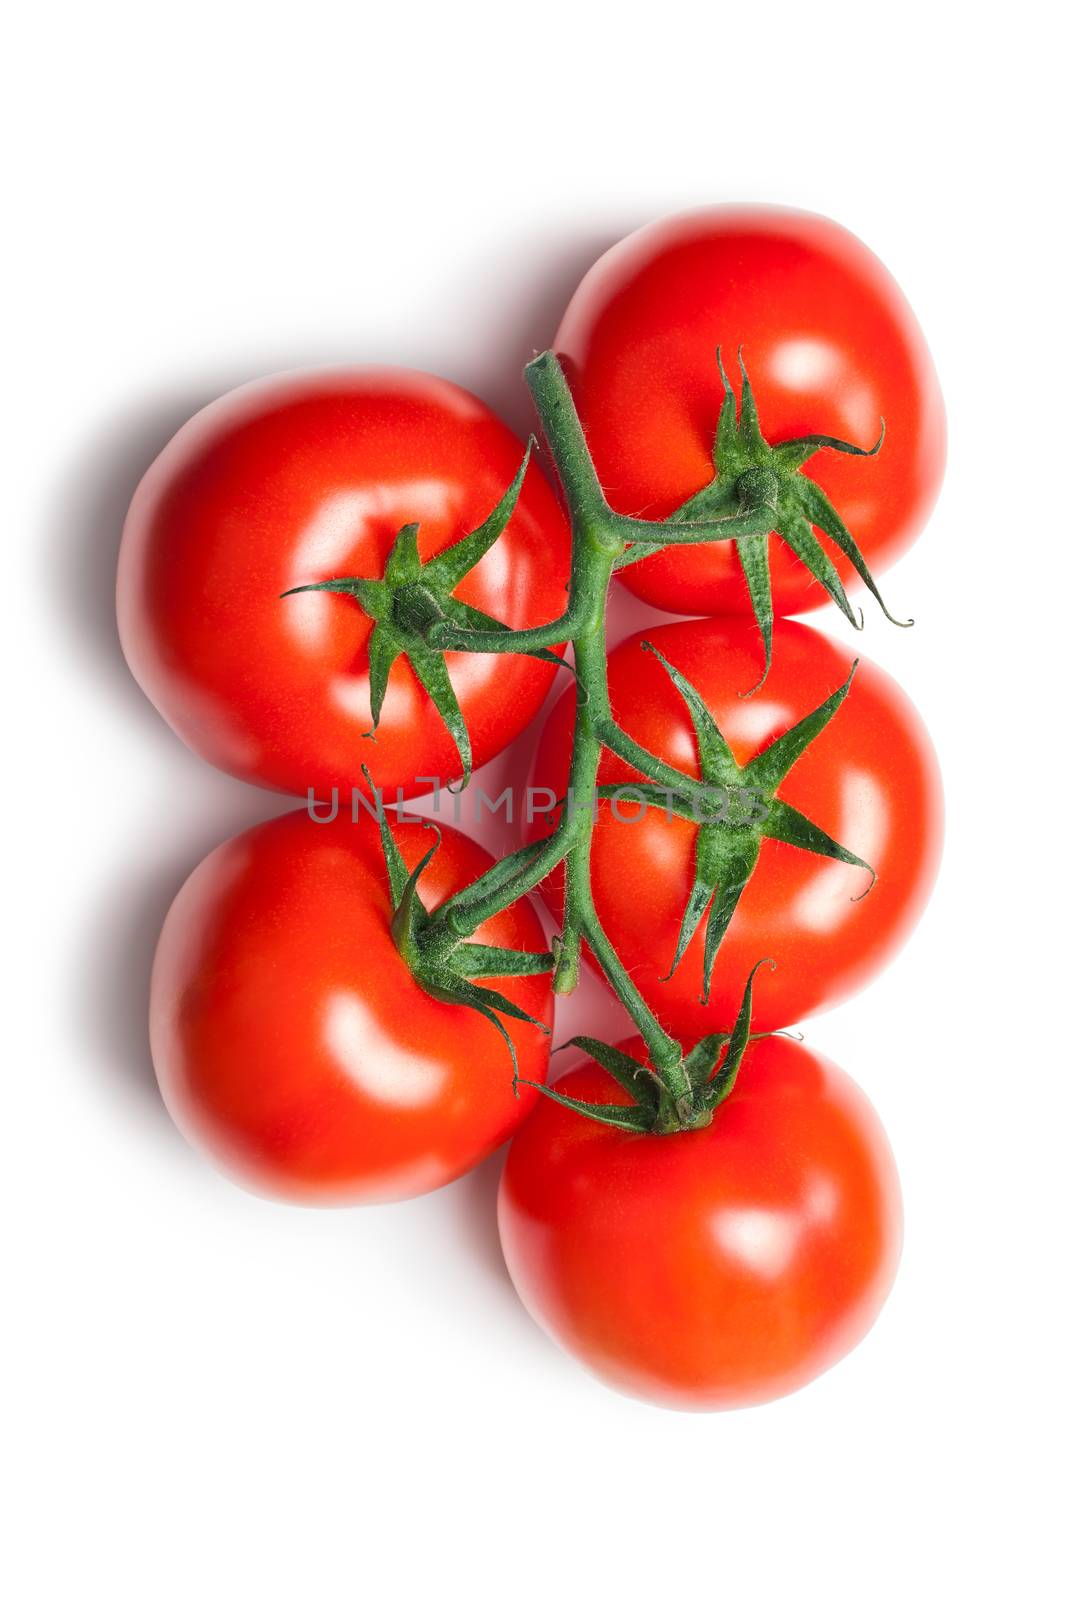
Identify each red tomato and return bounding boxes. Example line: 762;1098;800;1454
527;618;941;1034
151;808;553;1204
499;1034;901;1409
118;369;570;798
555;206;945;616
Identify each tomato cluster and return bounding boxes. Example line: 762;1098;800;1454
119;207;944;1410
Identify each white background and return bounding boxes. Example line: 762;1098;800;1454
6;4;1065;1596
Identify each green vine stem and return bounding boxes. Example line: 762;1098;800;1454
424;352;780;1099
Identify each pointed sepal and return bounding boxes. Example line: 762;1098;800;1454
790;474;913;629
520;1082;651;1132
407;646;473;788
423;440;533;591
698;959;771;1115
735;533;774;694
552;1035;662;1114
361;764;408;909
761;798;875;894
744;661;858;790
640;641;736;786
389;826;441;955
450;943;555;979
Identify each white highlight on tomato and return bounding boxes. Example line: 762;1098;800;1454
768;338;877;440
324;992;448;1107
329;669;417;725
769;338;841;391
711;1179;837;1278
728;697;795;758
711;1205;801;1277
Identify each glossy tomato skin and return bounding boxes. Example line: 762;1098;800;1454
118;369;570;799
499;1035;902;1410
151;808;553;1204
555;206;946;616
527;618;942;1035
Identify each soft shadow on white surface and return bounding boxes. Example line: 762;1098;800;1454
431;223;632;434
46;390;296;1117
72;789;289;1118
49;386;228;710
449;1144;512;1287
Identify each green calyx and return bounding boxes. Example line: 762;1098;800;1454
525;959;772;1135
282;440;565;788
633;348;911;693
598;642;874;1002
363;769;553;1083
